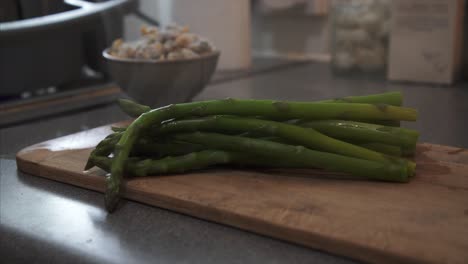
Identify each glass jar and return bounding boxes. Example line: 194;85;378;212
330;0;391;75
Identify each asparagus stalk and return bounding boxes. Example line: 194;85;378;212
401;146;416;156
92;150;299;176
154;116;414;167
117;93;404;127
318;91;402;106
91;139;406;178
92;148;384;178
85;132;206;169
90;150;329;176
107;99;417;211
240;134;403;156
118;99;151;117
111;126;127;133
85;132;122;170
131;99;417;121
133;138;206;157
299;120;419;150
89;132;405;170
173;132;409;182
366;120;401;127
319;92;403;126
116;91;404;118
356;143;402;156
96;150;234;176
96;128;404;158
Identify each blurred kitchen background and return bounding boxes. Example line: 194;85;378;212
0;0;467;126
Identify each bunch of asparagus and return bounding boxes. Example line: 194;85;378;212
85;92;419;212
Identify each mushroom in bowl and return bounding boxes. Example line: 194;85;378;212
103;24;219;107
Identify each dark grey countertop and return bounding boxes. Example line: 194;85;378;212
1;61;467;264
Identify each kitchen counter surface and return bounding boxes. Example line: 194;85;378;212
1;61;468;264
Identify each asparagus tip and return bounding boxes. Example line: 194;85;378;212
407;161;417;177
117;98;132;106
104;171;123;212
84;160;94;170
104;190;120;213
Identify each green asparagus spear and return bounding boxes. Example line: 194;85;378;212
116;91;404;118
98;150;233;176
238;134;403;156
111;126;127;133
319;91;402;106
91;149;373;178
107;99;417;211
133;99;418;121
356;143;402;156
173;132;409;182
401;146;416;156
154;115;414;168
116;93;404;128
133;138;206;157
299;120;419;150
85;132;123;170
118;98;151;117
319;92;403;126
89;132;404;172
85;132;206;169
90;150;322;176
365;120;401;127
92;128;403;159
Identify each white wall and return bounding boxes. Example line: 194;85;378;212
251;3;330;56
123;0;330;69
123;0;251;70
123;0;171;41
171;0;251;70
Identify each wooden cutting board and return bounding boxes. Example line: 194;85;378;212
16;124;468;264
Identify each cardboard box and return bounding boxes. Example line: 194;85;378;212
387;0;465;84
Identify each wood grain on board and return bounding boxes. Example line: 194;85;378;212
16;124;468;264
